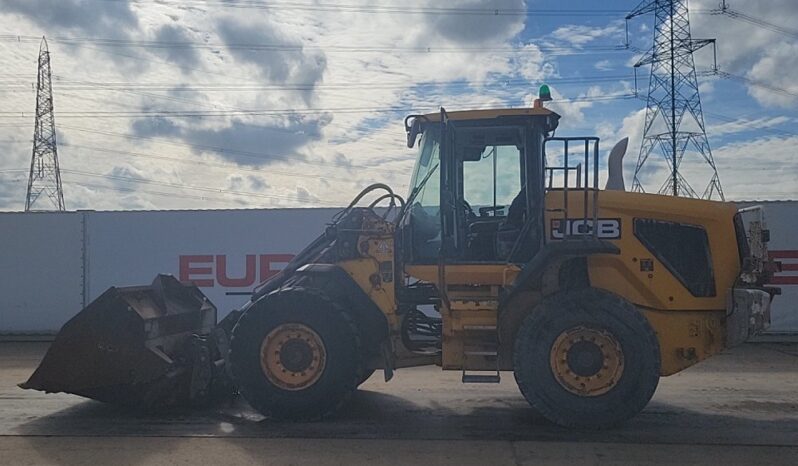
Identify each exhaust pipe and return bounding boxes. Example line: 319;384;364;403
605;137;629;191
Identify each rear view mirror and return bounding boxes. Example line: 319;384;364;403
462;145;486;161
405;115;423;148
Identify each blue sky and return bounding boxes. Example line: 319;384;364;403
0;0;796;210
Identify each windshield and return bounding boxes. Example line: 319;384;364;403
406;127;442;262
408;127;441;209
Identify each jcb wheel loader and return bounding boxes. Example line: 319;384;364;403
22;88;779;429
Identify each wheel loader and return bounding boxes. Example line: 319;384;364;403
22;87;780;428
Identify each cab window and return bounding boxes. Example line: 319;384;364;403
462;144;522;217
455;126;526;261
408;128;442;262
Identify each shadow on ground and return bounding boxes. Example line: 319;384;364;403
14;388;798;447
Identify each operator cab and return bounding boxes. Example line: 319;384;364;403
404;106;560;265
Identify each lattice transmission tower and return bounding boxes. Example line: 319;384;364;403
25;37;65;211
627;0;724;200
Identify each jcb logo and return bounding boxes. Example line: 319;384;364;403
551;218;621;240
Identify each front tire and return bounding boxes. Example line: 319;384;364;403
229;288;362;420
513;288;660;429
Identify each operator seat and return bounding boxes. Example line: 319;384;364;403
496;186;537;261
505;186;527;229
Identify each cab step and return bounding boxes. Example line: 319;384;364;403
462;373;501;383
461;347;500;383
462;325;497;331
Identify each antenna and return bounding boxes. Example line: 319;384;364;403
627;0;724;200
25;37;65;212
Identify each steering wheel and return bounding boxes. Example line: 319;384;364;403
478;205;506;217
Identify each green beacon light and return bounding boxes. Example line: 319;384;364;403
533;84;552;108
539;84;552;102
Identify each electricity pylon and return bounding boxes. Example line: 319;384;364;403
628;0;724;200
25;37;65;211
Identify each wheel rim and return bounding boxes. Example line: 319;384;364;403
260;323;326;391
549;326;624;397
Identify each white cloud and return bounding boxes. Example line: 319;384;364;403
592;108;647;188
1;1;796;210
551;22;624;47
547;81;634;126
713;136;798;200
296;185;319;204
595;109;798;200
708;116;792;137
746;42;798;108
594;59;613;71
0;1;547;210
697;80;715;97
691;0;798;108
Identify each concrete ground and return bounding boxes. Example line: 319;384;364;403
1;342;797;465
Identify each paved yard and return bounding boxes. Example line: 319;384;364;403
1;342;796;464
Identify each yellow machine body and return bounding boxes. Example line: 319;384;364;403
337;189;742;377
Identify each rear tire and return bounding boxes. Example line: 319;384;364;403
229;288;362;420
513;288;660;429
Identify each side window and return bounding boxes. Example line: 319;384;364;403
634;219;716;297
462;145;521;214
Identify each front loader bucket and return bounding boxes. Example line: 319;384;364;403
20;274;230;408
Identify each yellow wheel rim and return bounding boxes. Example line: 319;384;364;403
260;323;326;391
549;326;624;397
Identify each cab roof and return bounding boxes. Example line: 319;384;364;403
419;106;559;122
404;106;561;148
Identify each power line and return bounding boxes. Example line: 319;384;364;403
0;172;250;206
630;92;798;140
63;179;244;205
0;105;415;118
711;3;798;39
48;80;412;138
56;124;407;174
0;74;636;92
59;168;342;206
716;71;798;100
704;111;798;139
94;0;630;17
1;74;639;133
58;141;365;184
0;34;629;55
7;113;797;208
662;68;798;103
0;92;638;119
0;170;271;206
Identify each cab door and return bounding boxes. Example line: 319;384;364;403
404;116;545;281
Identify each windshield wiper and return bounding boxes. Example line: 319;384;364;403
396;163;438;225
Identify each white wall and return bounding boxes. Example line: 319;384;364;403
85;208;339;317
0;212;84;333
1;202;796;334
1;208;339;333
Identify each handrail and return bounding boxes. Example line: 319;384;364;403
544;137;600;240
